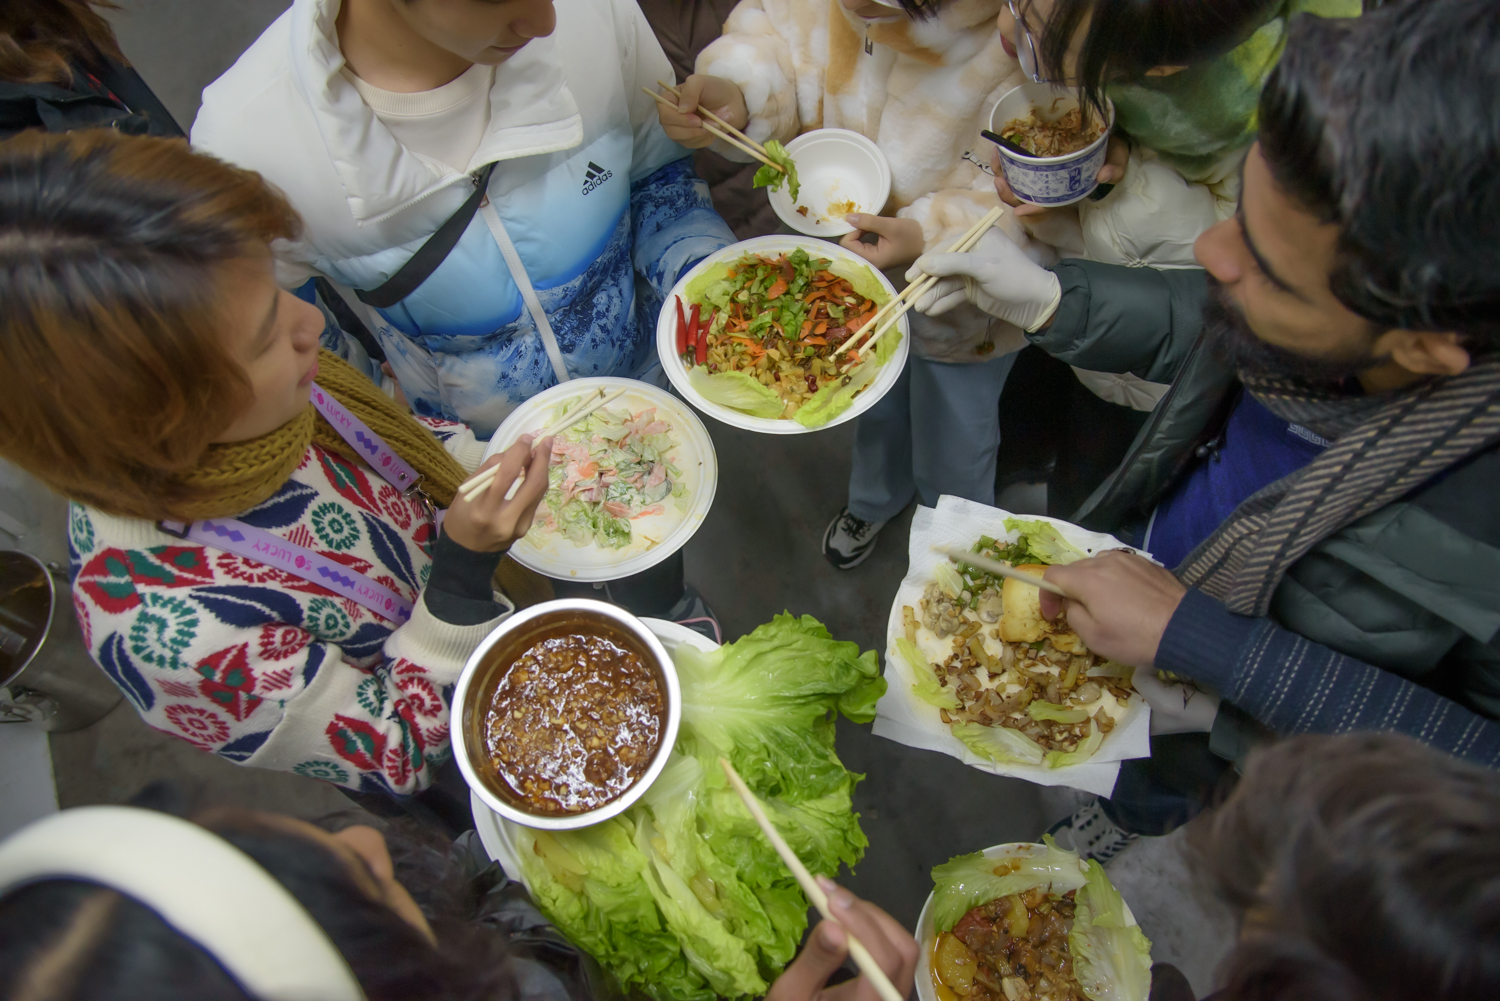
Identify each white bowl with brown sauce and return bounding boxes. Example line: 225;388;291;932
451;599;682;830
988;83;1114;207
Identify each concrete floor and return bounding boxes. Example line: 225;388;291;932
33;1;1239;994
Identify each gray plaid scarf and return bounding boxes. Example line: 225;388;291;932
1176;358;1500;616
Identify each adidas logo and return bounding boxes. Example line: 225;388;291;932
581;160;614;195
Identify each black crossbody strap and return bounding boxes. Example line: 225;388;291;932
355;162;497;309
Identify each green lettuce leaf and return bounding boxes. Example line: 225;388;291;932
929;839;1089;932
751;139;800;201
683;261;739;314
686;367;786;419
1070;860;1154;1001
793;356;880;428
897;637;960;710
1045;719;1104;768
951;721;1046;766
1002;517;1088;565
1027;700;1090;724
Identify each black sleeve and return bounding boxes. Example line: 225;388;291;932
423;533;505;626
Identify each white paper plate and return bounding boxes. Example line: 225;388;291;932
915;842;1139;1001
481;378;717;582
471;617;717;881
767;129;892;237
656;236;910;435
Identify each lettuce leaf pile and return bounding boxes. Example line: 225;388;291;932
511;613;885;1000
752;139;800;201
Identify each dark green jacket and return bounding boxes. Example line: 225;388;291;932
1032;260;1500;723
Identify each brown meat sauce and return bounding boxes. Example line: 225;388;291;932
933;888;1084;1001
482;631;664;816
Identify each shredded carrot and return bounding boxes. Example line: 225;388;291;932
848;308;877;331
800;319;814;338
767;278;788;300
803;336;828;346
814;319;828;335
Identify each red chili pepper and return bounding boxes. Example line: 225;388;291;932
687;303;702;362
695;308;710;365
675;297;689;355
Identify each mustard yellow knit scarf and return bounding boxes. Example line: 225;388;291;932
175;350;466;520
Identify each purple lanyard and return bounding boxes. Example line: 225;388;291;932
158;385;432;624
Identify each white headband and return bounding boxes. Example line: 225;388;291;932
0;807;365;1001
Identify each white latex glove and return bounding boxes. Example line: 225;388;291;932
905;229;1062;331
1134;670;1221;736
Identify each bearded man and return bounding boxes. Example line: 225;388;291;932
910;0;1500;858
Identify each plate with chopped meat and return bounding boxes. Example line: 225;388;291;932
657;236;909;434
482;378;717;582
872;495;1152;796
917;841;1153;1001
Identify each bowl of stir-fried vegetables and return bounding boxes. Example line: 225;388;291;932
657;236;909;434
481;378;717;581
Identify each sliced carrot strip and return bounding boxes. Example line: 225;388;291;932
800;319;814;337
767;278;788;300
803;336;828;346
814;319;828;335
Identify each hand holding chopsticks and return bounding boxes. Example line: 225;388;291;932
720;759;912;1001
645;81;785;174
833;206;1004;363
457;387;626;504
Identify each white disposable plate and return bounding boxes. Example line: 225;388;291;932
915;842;1140;1001
768;129;892;237
471;617;717;882
481;378;717;582
656;236;910;435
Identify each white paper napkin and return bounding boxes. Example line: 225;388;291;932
871;495;1153;798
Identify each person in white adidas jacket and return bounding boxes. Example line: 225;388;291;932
192;0;736;440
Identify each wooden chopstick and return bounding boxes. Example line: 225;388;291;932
932;544;1071;597
643;89;783;173
656;80;785;173
458;388;627;503
840;209;1003;363
833;206;1003;359
718;759;906;1001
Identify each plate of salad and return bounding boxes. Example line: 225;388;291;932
872;495;1152;797
657;236;909;434
918;841;1152;1001
472;612;886;1001
482;377;716;582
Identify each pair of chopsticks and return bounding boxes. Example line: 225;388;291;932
643;80;786;175
833;206;1004;363
931;544;1070;598
719;759;906;1001
456;387;627;503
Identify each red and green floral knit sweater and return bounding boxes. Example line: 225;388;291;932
66;419;501;796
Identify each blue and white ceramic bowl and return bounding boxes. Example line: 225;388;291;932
988;83;1114;208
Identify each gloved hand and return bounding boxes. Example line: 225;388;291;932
1133;670;1221;736
906;229;1062;331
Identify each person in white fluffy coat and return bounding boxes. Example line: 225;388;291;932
659;0;1053;569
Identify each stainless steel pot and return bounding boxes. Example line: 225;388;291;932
1;550;121;731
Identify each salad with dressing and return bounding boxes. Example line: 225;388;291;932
528;402;689;550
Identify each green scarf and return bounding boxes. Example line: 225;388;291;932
1106;0;1361;181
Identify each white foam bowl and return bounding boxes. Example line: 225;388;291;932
656;235;910;435
481;377;717;582
915;842;1140;1001
988;83;1114;208
768;128;891;236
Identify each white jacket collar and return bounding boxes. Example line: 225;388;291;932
289;0;583;223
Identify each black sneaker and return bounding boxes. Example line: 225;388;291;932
665;584;722;645
1045;797;1140;864
821;507;886;570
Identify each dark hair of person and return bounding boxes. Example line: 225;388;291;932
1196;733;1500;1001
1256;0;1500;345
0;0;125;85
0;807;517;1001
0;128;300;521
1027;0;1279;121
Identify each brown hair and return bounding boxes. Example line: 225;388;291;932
0;0;125;85
0;129;302;519
1195;733;1500;1001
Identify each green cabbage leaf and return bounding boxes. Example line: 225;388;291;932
1070;860;1154;1001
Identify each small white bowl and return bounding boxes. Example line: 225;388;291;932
450;599;682;831
768;128;891;236
988;83;1114;208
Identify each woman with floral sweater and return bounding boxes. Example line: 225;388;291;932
660;0;1048;569
0;130;551;796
